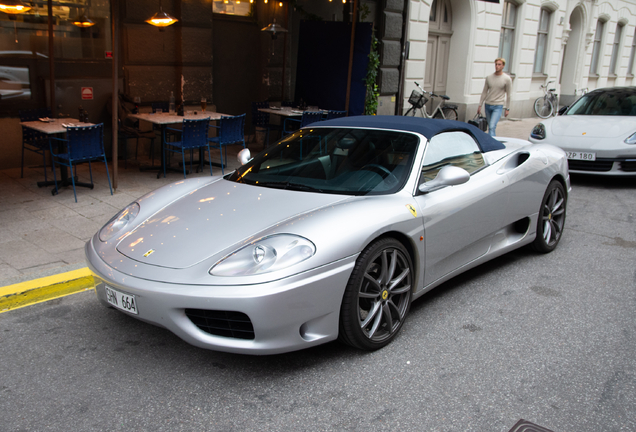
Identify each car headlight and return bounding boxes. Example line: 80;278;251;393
210;235;316;276
530;123;546;140
99;202;140;242
625;132;636;144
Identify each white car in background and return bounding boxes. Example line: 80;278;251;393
529;86;636;176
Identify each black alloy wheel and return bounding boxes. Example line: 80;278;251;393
339;238;413;350
532;180;566;253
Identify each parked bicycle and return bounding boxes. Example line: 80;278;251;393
534;80;559;118
404;82;458;120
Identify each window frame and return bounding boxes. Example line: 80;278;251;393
533;8;551;75
609;23;624;76
498;1;518;74
590;19;606;76
629;27;636;77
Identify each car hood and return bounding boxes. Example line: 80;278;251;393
116;181;348;269
548;116;636;138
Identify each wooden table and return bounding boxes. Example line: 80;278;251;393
20;118;94;193
257;107;309;117
128;111;231;177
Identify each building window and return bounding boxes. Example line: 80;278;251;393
629;28;636;75
498;1;517;73
533;8;551;74
609;23;624;76
213;0;251;16
590;19;605;76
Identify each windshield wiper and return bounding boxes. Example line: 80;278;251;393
256;181;324;193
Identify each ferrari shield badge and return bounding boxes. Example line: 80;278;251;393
143;249;155;257
406;204;417;218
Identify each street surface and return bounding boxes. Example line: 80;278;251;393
1;174;635;432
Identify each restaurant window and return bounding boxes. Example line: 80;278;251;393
213;0;252;16
629;28;636;76
609;23;624;76
590;19;606;76
533;8;551;74
498;1;517;73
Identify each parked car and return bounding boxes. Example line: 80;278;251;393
529;86;636;176
86;116;570;354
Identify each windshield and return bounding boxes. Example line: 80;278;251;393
227;127;419;195
567;89;636;116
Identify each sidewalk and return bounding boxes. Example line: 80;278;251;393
0;117;539;311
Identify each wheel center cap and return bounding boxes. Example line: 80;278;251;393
381;290;389;300
548;213;552;220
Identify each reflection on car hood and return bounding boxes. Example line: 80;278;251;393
549;116;636;138
116;180;347;269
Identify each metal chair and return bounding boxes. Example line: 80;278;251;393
163;118;212;178
19;108;52;180
251;101;280;146
283;111;324;135
326;110;347;120
49;123;113;202
208;114;246;175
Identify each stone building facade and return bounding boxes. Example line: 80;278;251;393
390;0;636;120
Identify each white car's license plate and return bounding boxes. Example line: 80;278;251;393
566;151;596;161
105;285;138;315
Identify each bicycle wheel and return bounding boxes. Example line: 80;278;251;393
534;96;554;118
441;107;458;121
433;109;444;119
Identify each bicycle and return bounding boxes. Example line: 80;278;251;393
534;80;559;118
404;82;458;120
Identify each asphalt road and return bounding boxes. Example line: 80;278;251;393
1;174;635;432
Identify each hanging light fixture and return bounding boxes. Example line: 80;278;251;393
261;18;287;40
73;13;95;28
146;3;178;30
0;0;31;15
0;0;31;44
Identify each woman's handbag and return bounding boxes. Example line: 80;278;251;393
468;114;488;132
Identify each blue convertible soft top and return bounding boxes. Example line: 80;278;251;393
317;115;505;153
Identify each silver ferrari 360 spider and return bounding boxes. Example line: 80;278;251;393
86;116;570;354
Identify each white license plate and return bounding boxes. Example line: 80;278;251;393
105;285;139;315
566;151;596;161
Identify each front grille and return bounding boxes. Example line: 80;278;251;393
568;159;614;172
185;309;255;340
619;160;636;172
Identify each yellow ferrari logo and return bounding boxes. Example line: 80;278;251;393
382;290;389;300
582;132;586;135
406;204;417;218
143;249;155;257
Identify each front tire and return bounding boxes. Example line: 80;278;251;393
532;180;566;253
534;97;554;118
339;238;413;350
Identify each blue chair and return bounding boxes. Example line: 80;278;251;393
251;101;280;147
163;118;212;179
283;111;324;135
19;108;52;180
49;123;113;202
326;110;347;120
208;114;246;175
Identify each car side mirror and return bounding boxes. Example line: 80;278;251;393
418;165;470;194
557;105;568;115
237;148;251;165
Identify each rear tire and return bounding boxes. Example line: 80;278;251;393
532;180;566;253
534;97;554;118
442;108;458;120
339;238;413;350
433;109;444;119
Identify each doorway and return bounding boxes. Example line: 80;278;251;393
560;6;584;105
424;0;452;97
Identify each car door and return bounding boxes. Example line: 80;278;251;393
413;131;509;286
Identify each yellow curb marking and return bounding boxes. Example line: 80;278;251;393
0;267;96;314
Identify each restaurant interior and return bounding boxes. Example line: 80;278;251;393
0;0;399;192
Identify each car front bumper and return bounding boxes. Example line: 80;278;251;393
86;239;357;355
